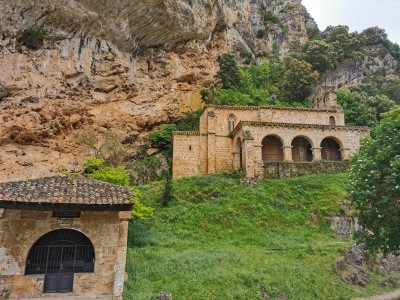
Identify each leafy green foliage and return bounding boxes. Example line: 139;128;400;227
175;109;202;131
128;156;163;185
124;173;397;299
281;58;319;104
82;157;106;173
337;89;396;126
149;124;177;149
216;53;241;89
303;40;336;72
86;166;130;187
162;172;174;207
82;158;154;220
202;55;316;106
350;108;400;254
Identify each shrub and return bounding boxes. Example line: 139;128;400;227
349;107;400;254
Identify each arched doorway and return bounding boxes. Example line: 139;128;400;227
262;135;284;162
26;229;95;293
321;138;342;161
235;138;243;169
292;137;313;162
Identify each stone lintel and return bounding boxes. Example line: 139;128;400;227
119;211;132;221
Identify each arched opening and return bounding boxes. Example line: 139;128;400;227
228;115;235;132
321;138;342;161
26;229;95;293
329;116;336;126
235;138;243;169
262;135;284;162
291;137;313;162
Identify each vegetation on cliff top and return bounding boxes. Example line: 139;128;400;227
124;173;399;299
200;25;399;126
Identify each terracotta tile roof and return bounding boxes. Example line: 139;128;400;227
0;176;134;206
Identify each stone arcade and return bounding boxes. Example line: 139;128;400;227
172;90;370;179
0;176;134;299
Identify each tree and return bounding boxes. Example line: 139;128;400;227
349;107;400;254
303;40;337;72
281;58;319;104
82;158;154;220
148;124;177;149
76;129;126;166
216;53;241;89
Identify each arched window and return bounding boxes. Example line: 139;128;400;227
291;137;313;162
26;229;95;293
26;229;95;275
228;115;235;132
329;116;336;126
262;135;284;162
321;138;342;161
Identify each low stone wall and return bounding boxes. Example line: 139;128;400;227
264;161;349;179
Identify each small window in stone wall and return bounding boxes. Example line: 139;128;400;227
228;115;235;132
329;116;336;126
189;145;192;151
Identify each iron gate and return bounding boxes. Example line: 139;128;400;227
26;229;95;293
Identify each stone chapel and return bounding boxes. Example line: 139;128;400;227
172;87;370;179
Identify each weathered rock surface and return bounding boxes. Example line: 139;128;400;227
0;0;397;181
334;244;400;287
0;0;314;181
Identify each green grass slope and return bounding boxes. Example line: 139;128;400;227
124;173;395;300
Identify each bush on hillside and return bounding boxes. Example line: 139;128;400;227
349;107;400;254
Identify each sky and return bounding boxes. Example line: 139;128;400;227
302;0;400;45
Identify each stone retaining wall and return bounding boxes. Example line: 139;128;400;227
264;161;349;179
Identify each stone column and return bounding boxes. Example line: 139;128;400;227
113;211;132;300
253;144;263;177
243;135;255;178
340;148;351;160
207;112;216;174
282;146;293;162
312;147;322;161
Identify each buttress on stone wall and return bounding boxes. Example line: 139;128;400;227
0;209;131;299
172;105;370;179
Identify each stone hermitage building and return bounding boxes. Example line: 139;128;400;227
0;176;134;299
172;90;370;179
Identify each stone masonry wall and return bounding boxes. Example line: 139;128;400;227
172;106;368;179
0;209;126;299
172;133;200;178
264;161;350;179
201;106;345;136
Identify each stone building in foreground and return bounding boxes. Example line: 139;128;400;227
172;91;370;179
0;176;134;299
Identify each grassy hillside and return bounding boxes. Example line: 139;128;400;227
124;173;395;300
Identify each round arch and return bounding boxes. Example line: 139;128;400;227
262;135;284;162
291;136;313;162
25;229;95;275
321;137;342;161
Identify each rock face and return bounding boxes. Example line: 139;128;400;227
334;244;400;287
0;0;314;181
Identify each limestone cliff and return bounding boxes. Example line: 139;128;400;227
0;0;314;181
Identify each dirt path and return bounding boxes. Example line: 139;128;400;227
353;290;400;300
